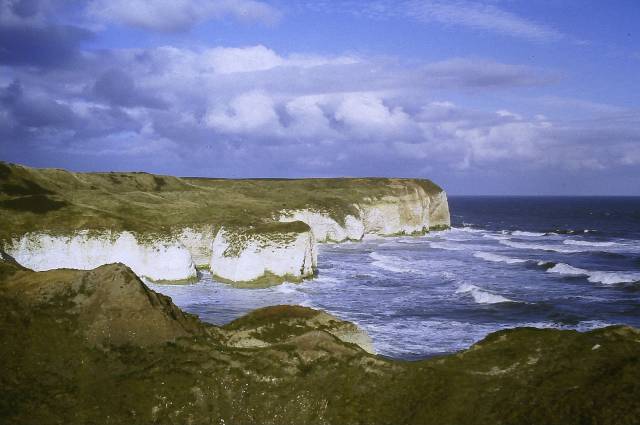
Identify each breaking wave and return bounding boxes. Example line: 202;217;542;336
563;240;617;248
547;263;640;285
511;230;546;237
499;239;582;254
428;242;472;251
546;263;589;276
482;233;510;241
455;283;516;304
369;252;420;274
473;251;527;264
455;226;485;233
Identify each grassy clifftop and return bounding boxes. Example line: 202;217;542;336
1;261;639;424
0;162;444;241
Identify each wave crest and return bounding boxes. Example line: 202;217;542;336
511;230;546;237
547;263;640;285
369;252;417;274
563;240;616;248
473;251;527;264
499;239;582;253
455;283;516;304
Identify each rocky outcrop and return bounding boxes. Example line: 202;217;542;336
221;305;374;353
0;262;204;347
4;231;197;282
209;224;317;284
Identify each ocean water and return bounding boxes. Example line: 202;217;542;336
150;197;640;360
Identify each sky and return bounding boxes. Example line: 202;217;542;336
1;0;639;195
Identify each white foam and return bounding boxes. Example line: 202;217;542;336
547;263;640;285
455;226;485;233
511;230;546;237
563;240;616;248
547;263;589;276
428;242;468;251
482;233;510;241
587;271;640;285
455;283;515;304
369;252;418;274
499;239;582;253
473;251;527;264
273;282;302;294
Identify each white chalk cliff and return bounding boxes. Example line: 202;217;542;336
5;231;197;282
4;178;450;284
209;227;317;283
175;225;217;268
279;186;451;243
279;211;364;242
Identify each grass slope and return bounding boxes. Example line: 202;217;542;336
1;261;639;425
0;162;444;242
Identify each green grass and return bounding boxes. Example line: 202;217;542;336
0;162;445;243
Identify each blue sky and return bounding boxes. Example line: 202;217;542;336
1;0;639;194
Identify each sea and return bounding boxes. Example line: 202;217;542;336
149;197;640;360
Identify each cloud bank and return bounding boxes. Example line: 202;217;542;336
1;1;638;194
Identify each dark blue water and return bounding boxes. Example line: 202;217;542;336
151;197;640;360
452;196;640;240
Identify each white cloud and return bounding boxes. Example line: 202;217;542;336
87;0;281;31
5;41;638;180
405;0;562;42
496;110;522;120
92;45;640;173
285;96;336;139
334;93;415;139
303;1;563;42
202;45;359;74
204;45;284;74
205;91;281;135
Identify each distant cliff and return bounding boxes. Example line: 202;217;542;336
0;162;450;284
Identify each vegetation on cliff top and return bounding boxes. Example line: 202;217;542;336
0;162;444;242
1;260;639;425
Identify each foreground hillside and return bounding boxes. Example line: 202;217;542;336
1;257;639;425
0;162;449;284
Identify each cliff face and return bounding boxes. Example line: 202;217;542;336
279;180;451;242
427;190;451;229
279;211;364;242
175;225;217;268
0;163;450;284
210;225;317;284
1;261;638;425
6;231;197;282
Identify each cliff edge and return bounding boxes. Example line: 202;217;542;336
1;162;450;284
